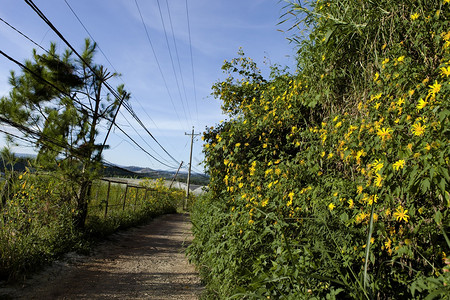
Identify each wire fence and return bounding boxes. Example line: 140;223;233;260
88;178;169;218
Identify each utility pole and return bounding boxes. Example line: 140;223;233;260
184;126;200;210
169;161;183;189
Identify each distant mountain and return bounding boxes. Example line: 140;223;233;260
0;153;209;185
104;165;209;186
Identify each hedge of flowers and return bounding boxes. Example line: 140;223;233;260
188;0;450;298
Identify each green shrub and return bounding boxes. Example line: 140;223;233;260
188;0;450;298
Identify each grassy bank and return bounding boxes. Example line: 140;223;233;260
0;173;184;281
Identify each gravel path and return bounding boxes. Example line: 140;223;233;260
0;213;203;299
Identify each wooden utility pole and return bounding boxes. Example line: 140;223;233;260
184;126;200;210
169;161;184;188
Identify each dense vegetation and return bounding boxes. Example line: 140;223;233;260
188;0;450;298
0;157;184;280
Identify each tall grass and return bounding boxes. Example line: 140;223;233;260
0;171;183;281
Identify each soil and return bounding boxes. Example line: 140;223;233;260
0;213;203;299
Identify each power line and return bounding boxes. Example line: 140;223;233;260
24;0;182;169
113;123;178;169
134;0;186;130
119;110;176;167
0;47;176;169
63;0;118;75
163;0;192;122
0;16;48;54
64;0;177;166
185;0;199;123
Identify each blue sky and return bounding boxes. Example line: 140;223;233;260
0;0;298;173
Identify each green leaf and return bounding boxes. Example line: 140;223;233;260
434;210;443;226
421;178;430;194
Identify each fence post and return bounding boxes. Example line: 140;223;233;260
105;180;111;218
144;188;148;202
122;184;129;211
134;187;139;212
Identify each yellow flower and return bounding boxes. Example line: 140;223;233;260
261;198;269;207
248;219;254;225
348;199;354;209
367;194;378;205
375;174;383;187
392;160;405;171
357;185;364;194
235;143;241;147
397;56;405;62
416;99;428;110
410;13;420;20
374;72;379;81
441;66;450;77
411;122;426;136
371;159;384;173
428;80;441;95
328;203;336;211
393;205;410;223
382;58;389;65
377;127;393;141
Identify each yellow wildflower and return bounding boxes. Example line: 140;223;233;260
374;72;379;81
357;185;364;194
377;127;393;141
261;198;269;207
385;208;391;217
428;80;441;95
328;203;336;211
440;66;450;77
411;122;426;136
382;58;389;65
348;199;354;209
371;159;384;173
416;99;427;110
410;13;420;20
392;160;405;171
397;56;405;62
375;174;383;187
393;205;410;223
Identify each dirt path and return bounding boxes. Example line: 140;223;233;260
0;213;203;299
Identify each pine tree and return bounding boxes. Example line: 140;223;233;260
0;39;130;228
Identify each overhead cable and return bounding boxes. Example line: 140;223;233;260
24;0;182;168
